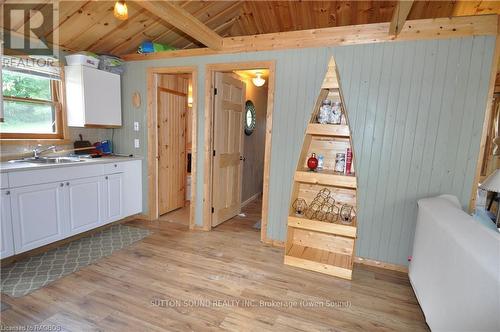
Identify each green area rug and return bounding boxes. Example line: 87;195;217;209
1;225;150;298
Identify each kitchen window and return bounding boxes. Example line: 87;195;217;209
0;57;66;140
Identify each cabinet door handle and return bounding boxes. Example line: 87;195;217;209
5;191;10;195
66;182;70;186
105;176;109;180
60;183;64;187
114;164;117;168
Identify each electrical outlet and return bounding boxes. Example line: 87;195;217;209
134;139;140;148
133;121;139;131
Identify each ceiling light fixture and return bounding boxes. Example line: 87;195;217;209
188;83;193;107
252;72;265;87
114;1;128;20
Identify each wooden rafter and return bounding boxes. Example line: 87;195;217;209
133;0;223;50
151;1;224;45
389;0;415;36
168;1;244;50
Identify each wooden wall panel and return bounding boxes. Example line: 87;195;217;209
157;75;188;214
116;35;495;266
333;37;495;265
157;89;187;215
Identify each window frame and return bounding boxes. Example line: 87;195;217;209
0;65;69;143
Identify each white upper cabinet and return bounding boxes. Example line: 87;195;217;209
65;65;122;127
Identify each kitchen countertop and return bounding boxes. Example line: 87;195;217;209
0;156;142;173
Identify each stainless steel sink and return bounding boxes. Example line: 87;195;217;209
8;157;83;164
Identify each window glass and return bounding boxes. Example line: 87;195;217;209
2;69;52;100
1;101;55;133
1;69;57;135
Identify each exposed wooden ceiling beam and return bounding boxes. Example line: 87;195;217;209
122;15;498;62
389;0;415;36
133;0;223;50
151;1;221;45
168;1;244;50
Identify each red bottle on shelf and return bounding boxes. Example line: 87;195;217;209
345;148;352;175
307;153;318;171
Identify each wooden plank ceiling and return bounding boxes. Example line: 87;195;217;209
4;0;500;56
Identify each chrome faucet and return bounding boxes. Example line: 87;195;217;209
32;145;56;159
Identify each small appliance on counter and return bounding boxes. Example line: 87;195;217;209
73;136;112;158
94;140;112;155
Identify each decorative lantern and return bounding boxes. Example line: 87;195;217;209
307;153;318;171
340;204;354;224
292;198;308;216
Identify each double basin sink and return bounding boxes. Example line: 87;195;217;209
8;156;84;164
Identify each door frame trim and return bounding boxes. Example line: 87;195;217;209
204;61;276;245
146;66;198;230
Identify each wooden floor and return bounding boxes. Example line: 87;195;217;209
1;199;429;331
159;202;190;226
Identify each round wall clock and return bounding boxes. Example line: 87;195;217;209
244;100;256;136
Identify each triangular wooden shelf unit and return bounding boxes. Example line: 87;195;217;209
284;57;358;280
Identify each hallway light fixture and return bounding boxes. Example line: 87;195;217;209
252;72;265;87
188;83;193;107
114;1;128;20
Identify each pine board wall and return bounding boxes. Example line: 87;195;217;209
115;36;495;266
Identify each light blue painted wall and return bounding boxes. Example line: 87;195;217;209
114;36;495;266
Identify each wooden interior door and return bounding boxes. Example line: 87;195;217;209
212;73;245;227
157;86;187;215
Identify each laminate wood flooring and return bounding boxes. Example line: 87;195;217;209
0;199;428;331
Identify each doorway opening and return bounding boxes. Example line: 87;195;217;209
146;67;197;229
204;62;276;245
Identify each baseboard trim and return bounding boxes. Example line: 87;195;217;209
354;256;408;273
261;241;408;273
241;192;262;208
263;238;285;248
191;224;209;231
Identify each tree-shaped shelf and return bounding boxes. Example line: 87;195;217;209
284;57;358;280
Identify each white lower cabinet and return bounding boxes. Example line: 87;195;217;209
67;177;102;235
10;182;67;254
100;173;123;225
1;160;141;258
1;189;15;259
122;160;142;216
